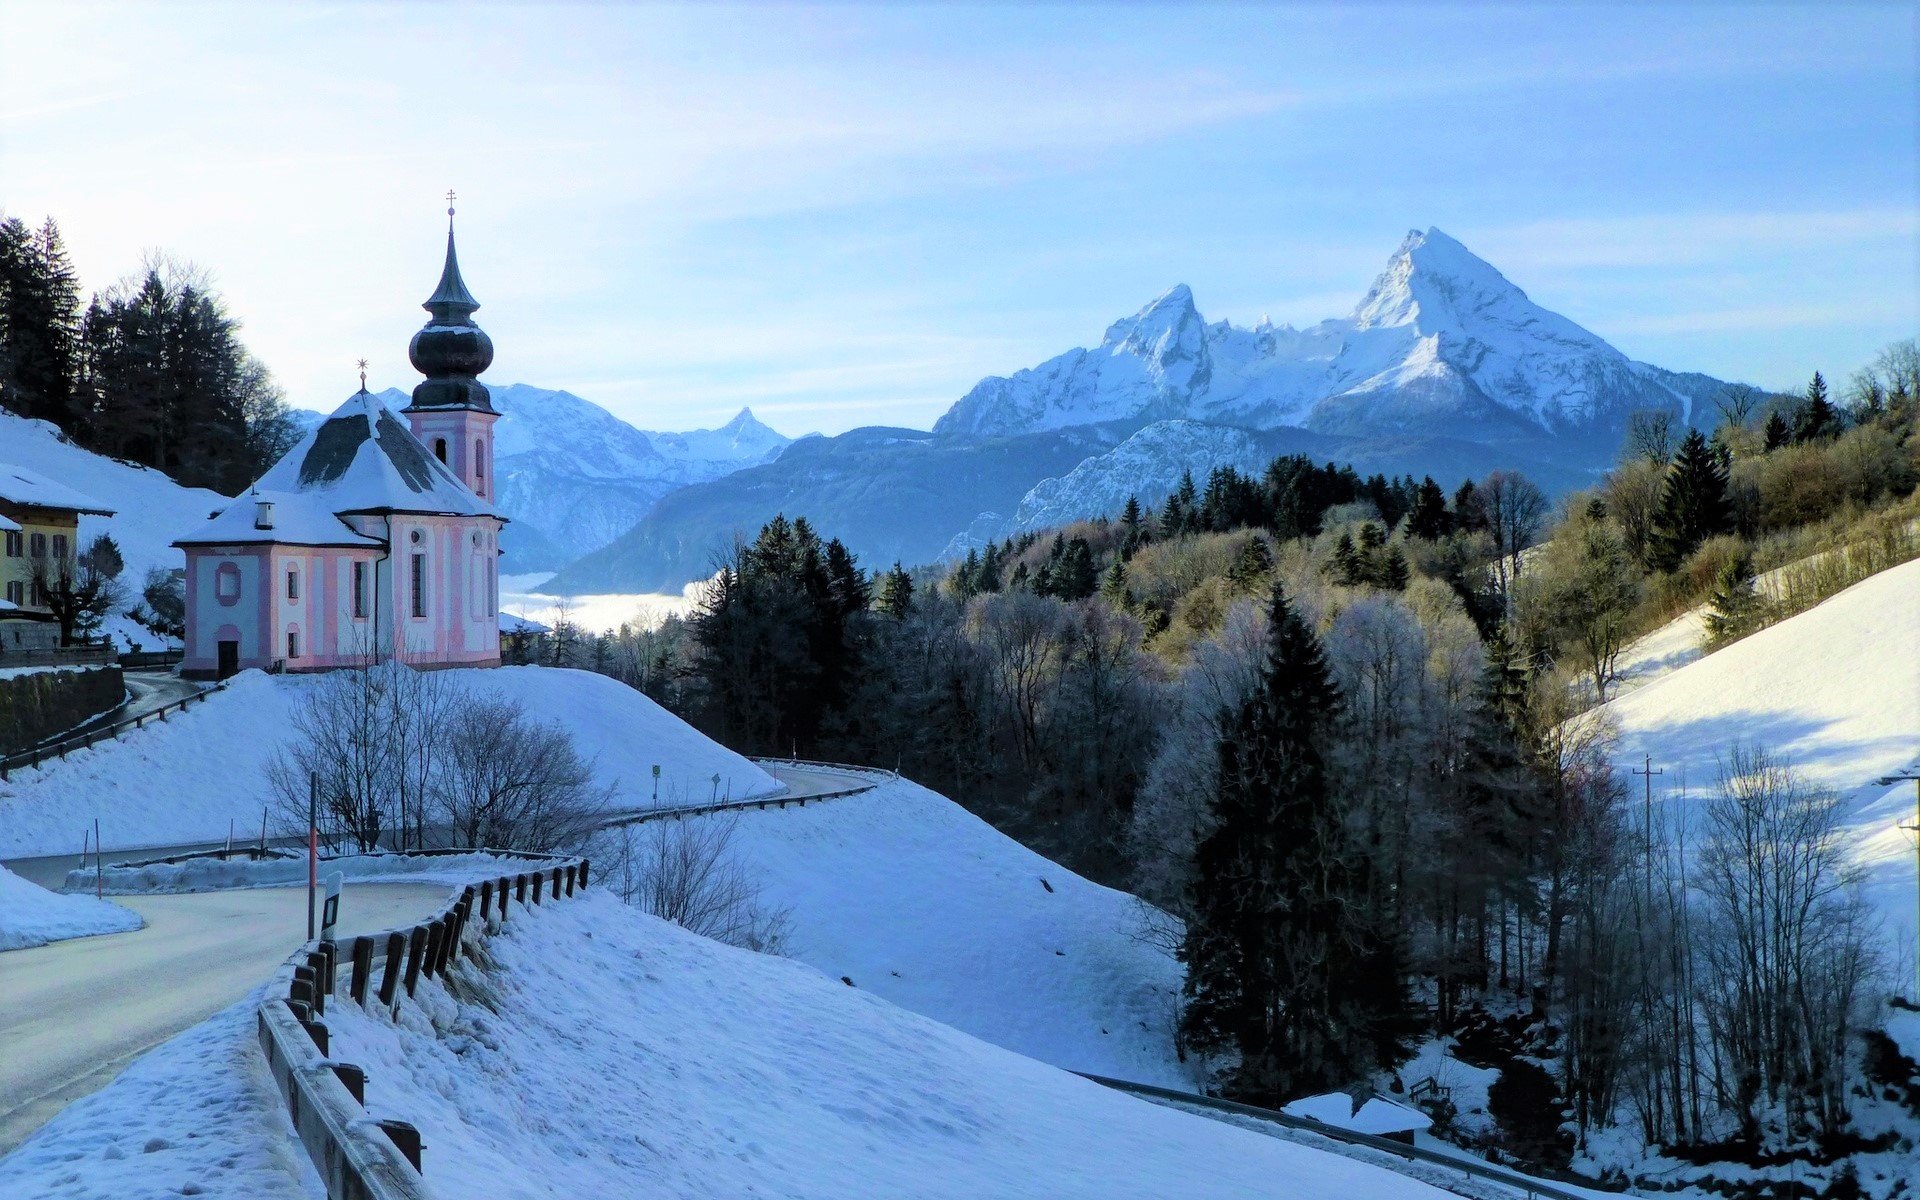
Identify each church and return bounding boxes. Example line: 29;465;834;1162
175;212;507;679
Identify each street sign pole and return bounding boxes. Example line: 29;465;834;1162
307;773;318;941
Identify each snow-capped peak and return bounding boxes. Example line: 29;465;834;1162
1350;226;1537;331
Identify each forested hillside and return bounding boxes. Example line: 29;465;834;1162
513;339;1920;1191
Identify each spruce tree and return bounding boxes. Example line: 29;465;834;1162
1648;428;1731;572
1099;558;1130;607
1762;410;1792;451
1227;534;1274;592
1056;537;1097;601
1405;477;1452;540
1794;371;1839;442
1328;531;1360;586
875;561;914;619
1180;582;1417;1102
1702;550;1760;644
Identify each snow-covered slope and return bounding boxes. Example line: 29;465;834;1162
0;406;227;646
935;228;1731;453
1594;557;1920;947
0;863;141;951
633;778;1191;1088
0;666;778;859
305;386;791;572
318;892;1447;1200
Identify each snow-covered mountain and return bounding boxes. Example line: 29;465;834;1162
300;386;792;572
937;228;1731;451
554;227;1748;591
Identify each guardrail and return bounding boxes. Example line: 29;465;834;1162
0;642;117;668
119;648;184;669
1075;1073;1612;1200
594;758;888;831
0;677;223;780
259;849;590;1200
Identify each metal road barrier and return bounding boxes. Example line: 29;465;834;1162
0;678;224;780
594;758;890;831
258;848;590;1200
1075;1073;1618;1200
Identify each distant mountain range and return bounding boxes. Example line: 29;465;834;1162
548;228;1746;593
298;387;794;572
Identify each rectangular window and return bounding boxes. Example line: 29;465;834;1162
410;553;426;618
3;530;19;557
29;579;43;606
29;532;46;558
51;533;68;559
4;580;20;605
286;567;299;601
352;561;368;618
287;630;300;659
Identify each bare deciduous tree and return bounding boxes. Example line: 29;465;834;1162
1480;470;1548;605
599;814;791;953
434;694;611;851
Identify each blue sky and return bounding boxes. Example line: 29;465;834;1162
2;3;1913;435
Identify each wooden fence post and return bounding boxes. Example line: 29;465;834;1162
403;926;426;997
350;936;374;1004
379;931;406;1006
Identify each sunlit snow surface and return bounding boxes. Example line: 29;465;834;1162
0;863;140;951
1594;557;1920;951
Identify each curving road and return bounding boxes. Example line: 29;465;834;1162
0;883;447;1155
0;761;877;1156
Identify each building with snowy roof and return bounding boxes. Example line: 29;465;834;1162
0;465;115;654
174;215;506;679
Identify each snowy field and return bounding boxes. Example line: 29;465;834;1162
1594;556;1920;951
310;892;1451;1200
0;666;777;859
608;778;1192;1087
0;863;140;951
500;571;703;634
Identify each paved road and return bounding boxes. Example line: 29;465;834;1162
2;763;874;889
21;670;207;756
0;883;446;1155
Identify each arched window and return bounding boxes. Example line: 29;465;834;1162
474;438;486;495
434;437;448;464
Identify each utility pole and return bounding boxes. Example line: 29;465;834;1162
1875;771;1920;1002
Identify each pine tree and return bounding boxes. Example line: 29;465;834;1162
1702;550;1760;644
1795;371;1838;442
1119;495;1145;557
1180;581;1416;1102
1379;544;1410;591
1648;429;1732;572
1227;533;1274;592
0;216;81;427
1328;531;1360;586
951;548;981;599
875;562;914;619
1762;409;1792;451
1055;537;1098;601
1099;558;1131;607
1405;477;1452;540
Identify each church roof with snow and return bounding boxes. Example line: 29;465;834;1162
174;387;501;547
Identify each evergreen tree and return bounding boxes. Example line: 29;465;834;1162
1702;550;1761;644
1055;537;1098;601
1379;544;1411;591
952;548;981;599
1180;582;1417;1102
875;562;914;619
0;216;82;427
1161;470;1200;536
1119;495;1146;557
1453;479;1489;533
1648;429;1732;572
1405;477;1452;540
1762;409;1792;451
1099;558;1131;607
1227;533;1274;592
1328;531;1360;587
1794;371;1839;442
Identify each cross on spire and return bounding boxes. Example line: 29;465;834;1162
446;189;457;227
356;358;368;391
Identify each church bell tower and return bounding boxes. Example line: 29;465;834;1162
402;192;499;501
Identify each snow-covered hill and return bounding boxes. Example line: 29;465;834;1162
303;386;791;571
1593;557;1920;948
627;778;1192;1088
0;666;778;859
0;863;140;951
0;406;228;648
936;228;1736;453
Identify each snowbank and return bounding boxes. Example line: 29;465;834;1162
0;862;141;952
1594;557;1920;948
0;995;315;1199
322;890;1450;1200
63;849;565;896
0;666;777;858
608;778;1190;1087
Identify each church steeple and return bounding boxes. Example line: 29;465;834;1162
405;193;495;413
403;194;500;502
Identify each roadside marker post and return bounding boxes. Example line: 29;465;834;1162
93;817;102;900
320;871;344;943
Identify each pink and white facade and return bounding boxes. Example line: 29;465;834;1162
175;220;509;679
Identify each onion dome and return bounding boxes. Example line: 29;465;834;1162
405;204;496;413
